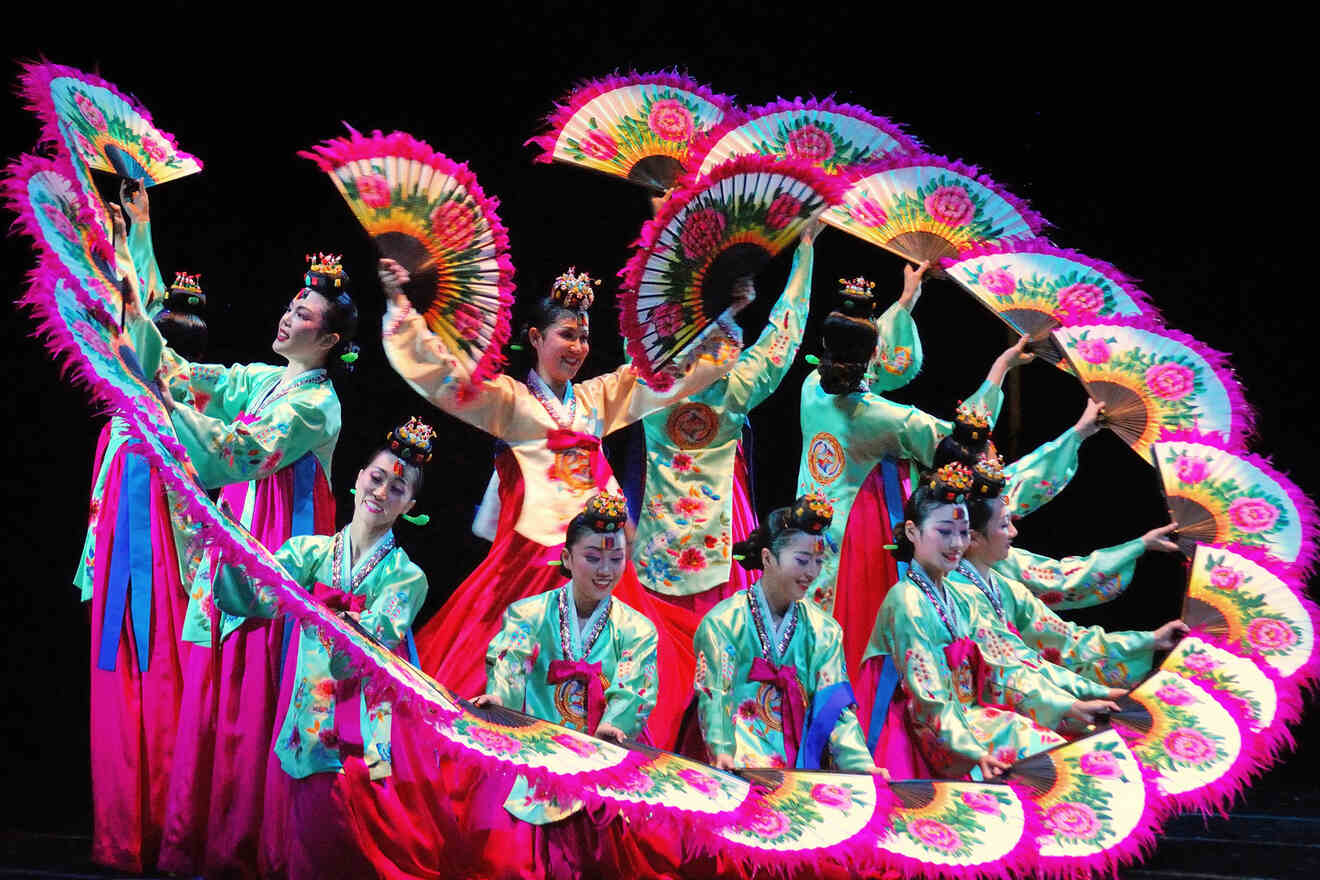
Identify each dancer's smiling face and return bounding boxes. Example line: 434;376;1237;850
563;530;626;608
353;451;417;531
761;531;827;603
273;289;338;364
906;502;971;575
530;313;590;387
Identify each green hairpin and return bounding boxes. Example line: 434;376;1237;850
340;350;359;364
402;513;430;526
804;354;820;366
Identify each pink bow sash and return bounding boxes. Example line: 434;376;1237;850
547;658;607;734
311;581;367;614
944;637;992;706
749;657;806;767
545;428;612;490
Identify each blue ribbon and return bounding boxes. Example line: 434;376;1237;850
797;681;857;770
865;656;902;752
282;454;321;674
880;455;906;529
405;629;420;666
97;453;154;672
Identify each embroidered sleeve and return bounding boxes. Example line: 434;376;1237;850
995;538;1145;610
599;615;660;736
693;613;738;758
486;601;536;710
359;564;429;652
211;537;317;620
169;384;339;490
1002;428;1083;517
862;300;924;393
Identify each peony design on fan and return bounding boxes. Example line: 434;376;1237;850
20;62;202;188
825;154;1045;271
528;71;734;192
883;782;1022;863
301;127;516;391
1055;327;1253;453
618;155;844;388
692;96;922;178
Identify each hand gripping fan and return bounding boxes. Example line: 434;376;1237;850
1151;432;1317;570
301;128;516;389
716;769;898;872
19;61;202;186
823;154;1045;274
4;154;125;317
527;70;734;192
1109;669;1250;816
1183;544;1319;685
876;780;1034;880
1053;322;1254;453
1005;729;1161;876
942;241;1161;366
619;155;844;389
691;96;920;178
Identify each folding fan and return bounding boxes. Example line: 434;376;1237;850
619;155;843;389
599;740;750;821
1163;636;1281;736
943;241;1161;366
301;128;516;389
20;62;202;186
1053;323;1253;453
5;154;124;316
691;96;920;178
874;780;1032;878
1151;435;1315;569
528;71;733;192
1111;669;1247;815
716;770;895;869
822;154;1045;272
1183;544;1318;682
1006;729;1160;873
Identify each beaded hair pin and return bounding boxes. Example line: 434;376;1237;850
835;275;877;316
305;252;346;289
551;267;599;310
973;450;1007;496
387;416;436;467
583;492;628;533
789;492;834;534
954;399;993;443
171;271;202;293
927;462;974;503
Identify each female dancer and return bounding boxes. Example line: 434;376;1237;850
693;494;884;775
633;222;819;613
470;492;660;879
871;465;1119;779
114;204;358;876
795;261;1033;673
214;419;433;880
78;186;209;871
381;259;741;745
953;450;1188;689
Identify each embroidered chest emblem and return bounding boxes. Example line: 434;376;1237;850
666;402;720;449
807;432;845;485
546;447;596;491
554;674;611;731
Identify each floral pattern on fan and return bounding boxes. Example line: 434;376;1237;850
692;97;921;177
1164;637;1278;731
880;781;1027;867
719;771;889;858
301;128;516;390
528;71;733;191
20;62;202;186
597;745;748;817
1055;323;1251;452
1152;436;1311;567
825;154;1044;270
1184;545;1318;681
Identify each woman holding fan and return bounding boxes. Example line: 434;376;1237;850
111;201;358;877
381;258;742;746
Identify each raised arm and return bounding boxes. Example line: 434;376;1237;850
722;233;816;413
120;179;167;316
862;260;927;393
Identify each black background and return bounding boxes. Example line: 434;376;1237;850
1;3;1313;836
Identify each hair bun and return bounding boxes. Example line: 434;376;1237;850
923;462;974;503
386;416;435;466
788;492;834;533
582;492;627;532
951;400;993;448
972;446;1007;498
304;252;350;293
